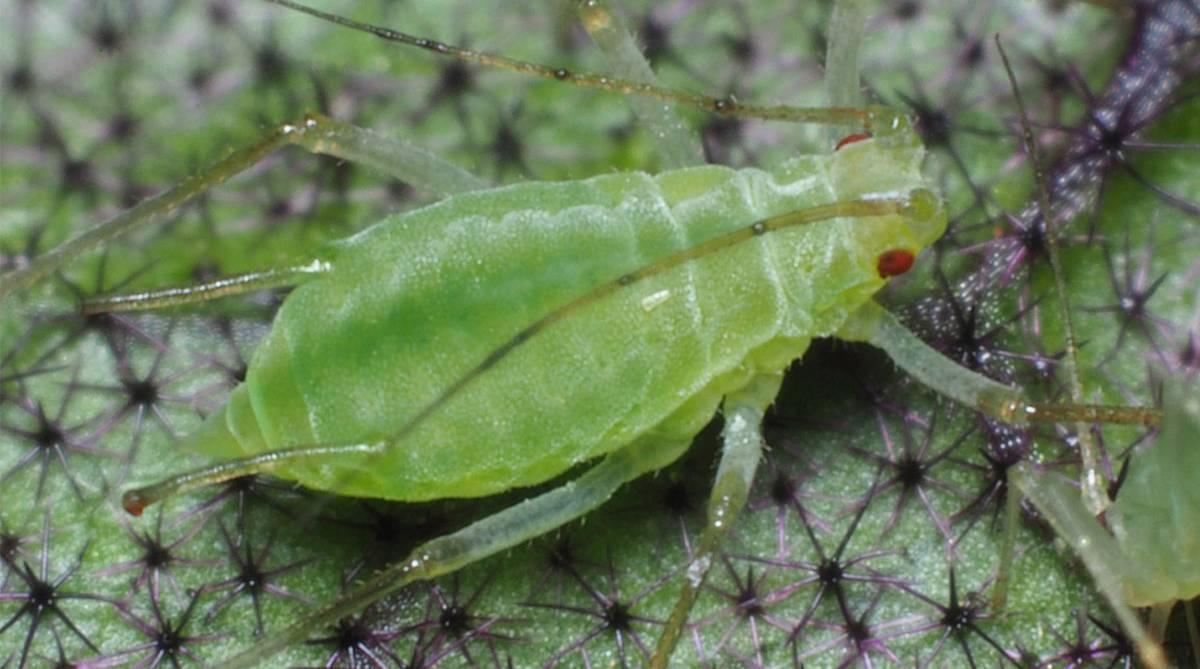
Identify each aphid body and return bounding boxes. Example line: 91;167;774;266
177;120;941;502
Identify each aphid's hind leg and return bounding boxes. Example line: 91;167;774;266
0;114;486;301
651;372;782;669
135;435;693;668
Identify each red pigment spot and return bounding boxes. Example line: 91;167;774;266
122;490;147;517
877;249;915;278
835;133;871;151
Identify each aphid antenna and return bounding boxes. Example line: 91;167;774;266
263;0;903;135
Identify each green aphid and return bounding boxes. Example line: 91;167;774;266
162;124;939;503
0;1;1167;667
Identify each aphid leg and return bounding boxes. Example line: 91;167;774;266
81;260;331;315
990;474;1021;610
990;35;1104;615
214;438;694;669
650;372;782;669
0;114;485;301
298;115;487;196
577;0;703;168
840;302;1162;428
1008;466;1168;669
824;0;868;144
859;301;1194;668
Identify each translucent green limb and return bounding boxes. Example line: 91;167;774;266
265;0;905;135
81;260;331;315
0;113;485;303
840;302;1162;428
303;114;487;195
1009;463;1168;669
824;0;867;144
578;0;704;168
990;475;1021;610
651;372;782;669
212;438;691;669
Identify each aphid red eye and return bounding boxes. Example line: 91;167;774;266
835;132;872;151
122;490;148;517
876;249;915;278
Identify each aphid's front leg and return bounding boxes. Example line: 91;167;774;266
0;114;485;302
200;436;694;669
841;302;1179;668
651;372;782;669
840;302;1161;428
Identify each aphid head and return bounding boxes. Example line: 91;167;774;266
828;126;946;284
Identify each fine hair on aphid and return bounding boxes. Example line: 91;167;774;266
1;1;1197;668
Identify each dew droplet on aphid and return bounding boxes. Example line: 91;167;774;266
876;249;915;278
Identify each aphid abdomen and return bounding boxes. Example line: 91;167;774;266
188;135;936;502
